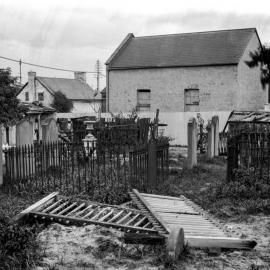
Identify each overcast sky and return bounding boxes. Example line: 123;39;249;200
0;0;270;90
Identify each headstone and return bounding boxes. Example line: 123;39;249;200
16;118;34;146
166;227;185;259
42;118;58;142
187;117;197;169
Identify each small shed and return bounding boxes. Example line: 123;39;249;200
224;110;270;137
225;110;270;181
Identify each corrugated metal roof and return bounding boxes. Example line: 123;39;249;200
109;28;256;69
20;102;56;115
227;111;270;123
37;77;96;100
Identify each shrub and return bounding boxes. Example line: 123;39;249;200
0;217;40;270
51;91;73;112
205;168;270;216
214;168;270;200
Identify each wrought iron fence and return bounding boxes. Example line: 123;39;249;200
227;132;270;181
3;137;169;194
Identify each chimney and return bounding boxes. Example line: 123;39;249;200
74;72;86;84
28;71;36;101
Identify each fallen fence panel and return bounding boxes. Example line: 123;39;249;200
130;189;257;250
14;192;158;234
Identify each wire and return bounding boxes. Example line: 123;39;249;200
0;55;106;77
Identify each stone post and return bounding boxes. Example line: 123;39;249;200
0;126;3;185
212;116;219;156
207;120;214;159
187;117;197;169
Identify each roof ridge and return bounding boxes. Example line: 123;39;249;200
134;27;256;39
37;76;76;81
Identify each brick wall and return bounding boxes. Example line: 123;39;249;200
107;32;266;113
108;65;238;113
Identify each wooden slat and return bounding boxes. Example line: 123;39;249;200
134;216;147;227
116;212;133;224
90;208;109;220
107;210;124;223
50;201;69;214
140;193;185;201
125;213;141;226
73;205;93;217
186;236;257;250
131;189;170;234
66;203;86;216
143;221;152;228
81;208;97;219
58;202;77;215
156;210;200;215
42;199;63;213
30;211;158;234
14;192;59;221
98;209;115;222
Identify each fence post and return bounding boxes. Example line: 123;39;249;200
212;116;219;156
207;120;214;159
148;138;157;188
187;117;197;169
0;125;3;186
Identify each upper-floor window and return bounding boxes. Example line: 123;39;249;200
184;88;199;112
137;89;150;112
38;92;44;101
25;92;29;101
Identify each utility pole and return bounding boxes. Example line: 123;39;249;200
95;60;101;92
19;59;22;85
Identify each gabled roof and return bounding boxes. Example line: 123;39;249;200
107;28;259;69
36;77;96;100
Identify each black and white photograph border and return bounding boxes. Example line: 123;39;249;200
0;0;270;269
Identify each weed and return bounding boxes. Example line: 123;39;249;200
0;217;41;270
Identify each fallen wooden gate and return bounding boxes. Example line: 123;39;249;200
129;189;256;250
16;190;256;250
15;192;157;234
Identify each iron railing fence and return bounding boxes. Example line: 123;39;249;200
3;139;169;194
227;132;270;181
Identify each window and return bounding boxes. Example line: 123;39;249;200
25;92;29;101
137;89;150;112
184;88;199;112
38;92;44;101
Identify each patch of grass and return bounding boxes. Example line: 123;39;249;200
155;155;270;220
0;188;45;270
0;218;42;270
203;168;270;218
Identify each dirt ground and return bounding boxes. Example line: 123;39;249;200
35;224;164;270
34;215;270;270
33;146;270;270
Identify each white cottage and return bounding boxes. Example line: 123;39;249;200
18;71;102;114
